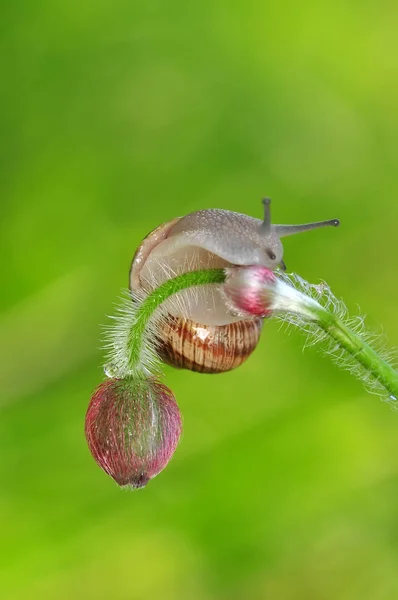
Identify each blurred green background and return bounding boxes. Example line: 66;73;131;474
2;1;398;599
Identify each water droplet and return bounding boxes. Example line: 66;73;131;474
104;362;119;378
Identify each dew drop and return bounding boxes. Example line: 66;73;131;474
104;362;119;378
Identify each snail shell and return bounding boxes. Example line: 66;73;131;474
155;315;262;374
129;202;339;373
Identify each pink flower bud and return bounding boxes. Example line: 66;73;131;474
223;266;277;317
85;377;182;488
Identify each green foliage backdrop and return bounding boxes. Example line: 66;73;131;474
1;2;398;599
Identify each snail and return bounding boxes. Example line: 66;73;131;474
129;199;339;374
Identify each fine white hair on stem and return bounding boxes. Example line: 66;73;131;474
277;272;398;405
102;255;225;379
102;287;163;379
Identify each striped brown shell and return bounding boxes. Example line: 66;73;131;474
129;218;263;374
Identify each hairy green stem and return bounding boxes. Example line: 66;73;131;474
122;267;398;399
313;307;398;400
126;269;226;374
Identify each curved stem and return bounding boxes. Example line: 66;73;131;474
112;267;398;401
125;269;226;375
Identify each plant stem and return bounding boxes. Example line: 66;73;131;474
121;267;398;400
126;269;226;373
314;307;398;399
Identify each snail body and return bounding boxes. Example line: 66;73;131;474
130;200;339;373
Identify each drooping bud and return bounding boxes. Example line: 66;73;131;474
85;377;182;489
223;265;322;321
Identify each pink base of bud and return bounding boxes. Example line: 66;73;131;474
85;377;182;489
223;266;277;318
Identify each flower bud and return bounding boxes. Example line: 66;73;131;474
223;265;322;321
223;266;277;317
85;377;182;488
